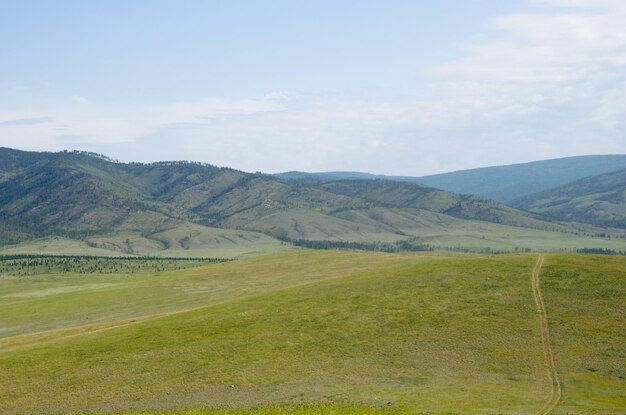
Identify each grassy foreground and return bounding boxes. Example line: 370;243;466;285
77;406;407;415
0;251;624;414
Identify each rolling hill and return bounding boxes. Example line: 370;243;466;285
0;251;623;414
512;168;626;229
276;155;626;203
0;149;290;257
1;147;625;256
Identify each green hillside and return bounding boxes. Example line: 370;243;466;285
512;168;626;229
0;147;51;182
0;150;289;257
275;171;386;184
417;155;626;202
1;148;625;257
319;180;570;231
0;251;623;414
277;155;626;203
0;155;178;235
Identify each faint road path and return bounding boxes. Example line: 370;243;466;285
531;255;562;415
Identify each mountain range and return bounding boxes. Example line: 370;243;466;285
512;168;626;229
1;147;625;257
276;154;626;203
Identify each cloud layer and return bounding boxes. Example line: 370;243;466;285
1;0;625;175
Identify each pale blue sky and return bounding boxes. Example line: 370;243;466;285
1;0;625;175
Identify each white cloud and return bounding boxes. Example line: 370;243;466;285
530;0;626;9
1;1;625;175
416;0;626;168
162;93;288;125
0;93;289;151
71;95;89;104
0;116;54;126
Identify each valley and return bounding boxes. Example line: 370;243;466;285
4;2;626;413
1;148;625;414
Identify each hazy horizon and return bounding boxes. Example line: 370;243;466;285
5;146;626;178
2;0;626;176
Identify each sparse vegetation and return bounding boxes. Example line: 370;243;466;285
0;255;231;276
2;148;625;258
576;247;626;256
286;238;433;253
513;168;626;229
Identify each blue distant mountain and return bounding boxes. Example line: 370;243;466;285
275;155;626;203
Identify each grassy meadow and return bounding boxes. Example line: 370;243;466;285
0;251;624;414
2;217;626;260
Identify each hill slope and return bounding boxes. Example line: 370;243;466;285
0;149;290;257
417;155;626;202
277;155;626;203
0;147;51;180
0;251;623;414
512;168;626;229
1;148;625;256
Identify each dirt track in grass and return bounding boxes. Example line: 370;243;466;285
531;255;562;415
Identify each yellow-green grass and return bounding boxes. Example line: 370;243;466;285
0;237;129;257
86;220;295;259
4;216;626;260
0;252;407;342
0;230;295;259
0;251;623;414
408;219;626;252
75;406;409;415
539;254;625;412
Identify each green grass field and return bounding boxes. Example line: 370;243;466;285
3;217;626;259
0;230;295;259
0;251;624;414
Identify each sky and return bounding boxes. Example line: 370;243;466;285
1;0;625;175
